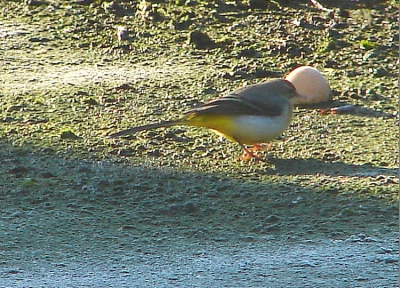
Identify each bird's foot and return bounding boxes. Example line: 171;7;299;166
238;145;268;162
248;143;273;152
235;140;272;162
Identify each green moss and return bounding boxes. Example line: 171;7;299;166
360;39;377;50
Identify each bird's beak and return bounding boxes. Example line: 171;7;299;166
291;90;333;106
291;92;303;105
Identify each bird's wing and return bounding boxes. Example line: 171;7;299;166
185;92;283;117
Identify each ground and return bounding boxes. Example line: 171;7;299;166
0;0;398;287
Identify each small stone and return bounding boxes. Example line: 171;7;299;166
265;214;280;223
188;30;216;49
40;171;55;178
249;0;270;9
379;247;393;254
24;0;46;6
29;37;50;43
2;116;15;122
238;47;258;58
264;223;280;232
60;130;81;140
374;68;390;77
117;26;130;41
7;269;21;274
8;166;30;175
184;202;196;213
82;98;98;106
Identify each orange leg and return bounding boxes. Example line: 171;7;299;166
248;143;273;152
239;145;260;161
237;142;271;162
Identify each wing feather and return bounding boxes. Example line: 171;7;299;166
184;93;282;117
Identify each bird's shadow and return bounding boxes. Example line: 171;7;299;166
296;100;396;119
266;157;398;177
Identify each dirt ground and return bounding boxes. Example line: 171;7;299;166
0;0;398;287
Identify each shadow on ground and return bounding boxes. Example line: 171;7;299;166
269;157;398;177
1;139;398;287
2;139;398;240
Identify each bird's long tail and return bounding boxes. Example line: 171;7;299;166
108;120;184;138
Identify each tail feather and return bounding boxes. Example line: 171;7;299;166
108;120;182;138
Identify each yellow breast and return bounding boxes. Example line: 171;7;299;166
185;112;292;145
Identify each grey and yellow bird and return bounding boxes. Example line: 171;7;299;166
108;79;298;160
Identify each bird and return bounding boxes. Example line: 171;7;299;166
108;79;298;160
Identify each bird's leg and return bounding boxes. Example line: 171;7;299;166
248;143;273;152
236;141;265;161
239;145;259;161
